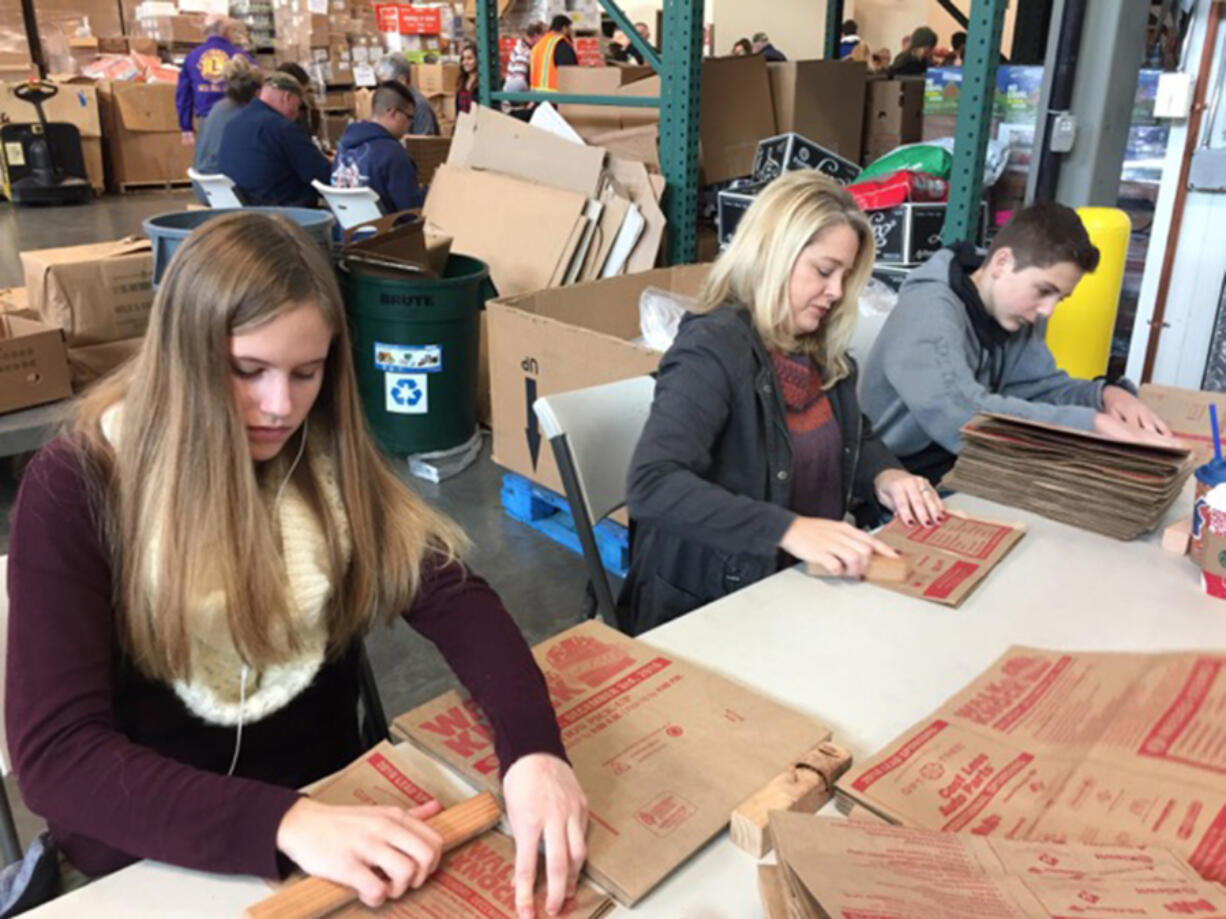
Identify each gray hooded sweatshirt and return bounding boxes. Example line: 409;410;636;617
860;247;1112;468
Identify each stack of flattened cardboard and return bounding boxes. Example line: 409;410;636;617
424;105;665;298
942;413;1195;540
836;646;1226;884
761;813;1226;919
303;742;613;918
393;620;833;906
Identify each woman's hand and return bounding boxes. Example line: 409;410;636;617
874;468;945;527
780;516;897;578
275;797;444;908
503;753;589;919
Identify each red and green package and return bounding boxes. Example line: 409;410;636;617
847;171;950;211
858;144;953;182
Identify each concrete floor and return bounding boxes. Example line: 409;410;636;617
0;193;594;851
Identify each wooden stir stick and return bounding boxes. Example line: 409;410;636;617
245;791;502;919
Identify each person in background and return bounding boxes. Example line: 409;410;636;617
177;15;253;145
274;62;315;137
860;202;1177;484
456;41;479;114
950;30;967;64
332;82;425;213
626;21;652;64
607;30;635;63
619;172;944;635
192;56;262;204
869;47;891;74
752;31;787;61
6;212;588;919
838;20;862;59
218;71;331;207
530;15;578;91
847;41;871;65
374;53;439;136
731;37;753;56
890;26;937;76
502;22;544;117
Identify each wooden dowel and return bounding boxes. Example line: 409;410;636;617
245;791;502;919
805;554;910;583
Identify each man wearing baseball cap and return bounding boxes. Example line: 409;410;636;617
219;70;331;207
890;26;938;77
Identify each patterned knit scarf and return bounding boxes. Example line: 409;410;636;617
101;404;352;726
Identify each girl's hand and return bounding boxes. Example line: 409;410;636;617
276;797;444;908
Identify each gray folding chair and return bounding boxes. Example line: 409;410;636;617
533;376;656;626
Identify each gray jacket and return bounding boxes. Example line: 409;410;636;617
860;248;1109;465
618;305;897;635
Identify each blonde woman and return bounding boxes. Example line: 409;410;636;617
7;214;586;919
620;172;945;635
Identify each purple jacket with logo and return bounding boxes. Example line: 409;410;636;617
176;35;253;132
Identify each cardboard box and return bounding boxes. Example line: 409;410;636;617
66;336;141;388
313;87;354;110
403;134;450;186
767;60;866;165
21;238;154;347
868;201;988;265
716;180;768;247
395;619;833;906
837;646;1226;884
0;313;73;414
751;133;862;186
863;77;923;166
97;82;194;189
487;265;708;494
0;80;104;193
556;65;653;138
414;61;460;95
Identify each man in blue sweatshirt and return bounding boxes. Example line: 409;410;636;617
860;202;1176;483
218;71;331;207
332;82;425;213
176;16;253;144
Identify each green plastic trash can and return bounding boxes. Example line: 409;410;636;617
341;255;494;455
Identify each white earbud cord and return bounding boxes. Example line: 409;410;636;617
226;417;309;777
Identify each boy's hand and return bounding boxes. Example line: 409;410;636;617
1102;386;1172;436
1093;411;1180;448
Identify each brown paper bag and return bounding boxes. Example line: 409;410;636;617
308;743;613;918
837;647;1226;883
769;812;1226;919
393;620;833;905
871;513;1026;606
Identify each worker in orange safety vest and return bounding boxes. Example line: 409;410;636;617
530;14;578;91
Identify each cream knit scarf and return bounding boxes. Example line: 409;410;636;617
102;404;352;726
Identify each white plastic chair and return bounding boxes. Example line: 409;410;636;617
0;555;22;864
312;180;384;230
186;168;243;208
533;376;656;626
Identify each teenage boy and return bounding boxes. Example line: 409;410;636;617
861;202;1174;483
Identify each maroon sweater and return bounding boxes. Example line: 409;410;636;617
5;441;566;879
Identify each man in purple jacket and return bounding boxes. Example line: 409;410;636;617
177;16;253;145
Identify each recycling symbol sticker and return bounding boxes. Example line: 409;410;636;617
385;373;428;414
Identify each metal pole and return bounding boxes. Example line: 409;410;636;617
824;0;844;60
475;0;500;108
660;0;702;265
942;0;1007;245
1031;0;1086;202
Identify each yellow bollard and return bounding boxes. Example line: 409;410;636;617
1044;206;1131;379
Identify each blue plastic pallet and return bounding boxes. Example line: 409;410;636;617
500;473;629;579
